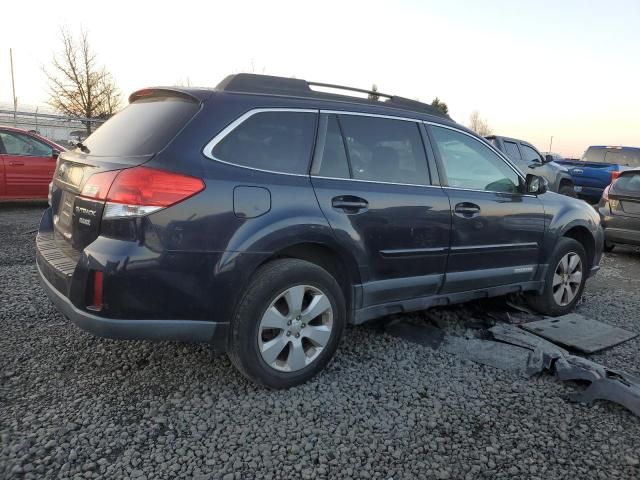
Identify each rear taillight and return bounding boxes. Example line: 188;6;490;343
80;166;205;218
602;185;611;202
611;170;621;183
81;170;121;200
106;167;204;206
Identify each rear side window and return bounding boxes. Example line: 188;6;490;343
504;141;522;160
337;115;429;185
614;172;640;193
212;111;317;174
82;93;200;156
520;144;542;163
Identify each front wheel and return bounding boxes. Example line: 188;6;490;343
526;237;588;316
227;259;346;389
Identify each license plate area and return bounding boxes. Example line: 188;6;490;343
71;197;105;250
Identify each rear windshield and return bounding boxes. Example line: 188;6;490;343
582;147;640;166
582;147;605;163
614;172;640;193
81;93;199;157
604;150;640;167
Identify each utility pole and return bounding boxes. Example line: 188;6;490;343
548;135;554;152
10;48;17;127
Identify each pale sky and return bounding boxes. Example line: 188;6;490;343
1;0;638;157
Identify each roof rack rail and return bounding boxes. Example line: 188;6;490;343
215;73;449;118
307;81;394;100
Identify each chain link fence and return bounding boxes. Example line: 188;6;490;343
0;109;105;147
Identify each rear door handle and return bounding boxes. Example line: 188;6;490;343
332;196;369;214
454;202;481;218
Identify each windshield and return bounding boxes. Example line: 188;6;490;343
81;93;199;157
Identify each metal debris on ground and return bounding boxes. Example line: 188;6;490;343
505;298;538;317
385;312;640;417
520;313;638;353
442;336;530;373
490;324;640;417
385;319;530;374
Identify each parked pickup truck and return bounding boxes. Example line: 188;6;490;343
0;126;65;200
486;135;577;197
554;146;640;203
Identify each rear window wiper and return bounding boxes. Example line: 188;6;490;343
76;142;90;154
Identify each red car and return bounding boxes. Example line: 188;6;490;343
0;126;66;200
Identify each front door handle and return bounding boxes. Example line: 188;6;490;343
454;202;481;218
332;196;369;214
8;161;24;166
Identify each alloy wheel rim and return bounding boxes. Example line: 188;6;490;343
258;285;333;372
552;252;583;306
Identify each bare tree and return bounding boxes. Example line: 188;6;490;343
368;84;380;101
175;77;193;87
468;110;493;136
45;28;121;134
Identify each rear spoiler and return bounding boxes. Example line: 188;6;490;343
128;88;202;104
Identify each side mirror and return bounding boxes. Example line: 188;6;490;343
544;154;554;163
52;150;60;159
525;174;548;195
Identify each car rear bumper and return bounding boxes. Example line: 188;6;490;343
35;207;231;348
604;227;640;247
37;259;229;347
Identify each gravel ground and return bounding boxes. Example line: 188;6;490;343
1;203;640;480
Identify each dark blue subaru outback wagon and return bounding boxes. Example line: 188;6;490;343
37;74;603;388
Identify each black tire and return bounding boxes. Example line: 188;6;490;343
558;184;577;198
227;258;346;389
603;241;615;252
525;237;588;316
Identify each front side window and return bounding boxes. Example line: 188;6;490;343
521;144;543;163
504;141;522;161
0;132;52;157
337;115;429;185
212;111;317;174
431;126;521;193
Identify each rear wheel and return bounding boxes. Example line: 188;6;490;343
558;184;577;198
227;259;346;388
526;237;588;316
